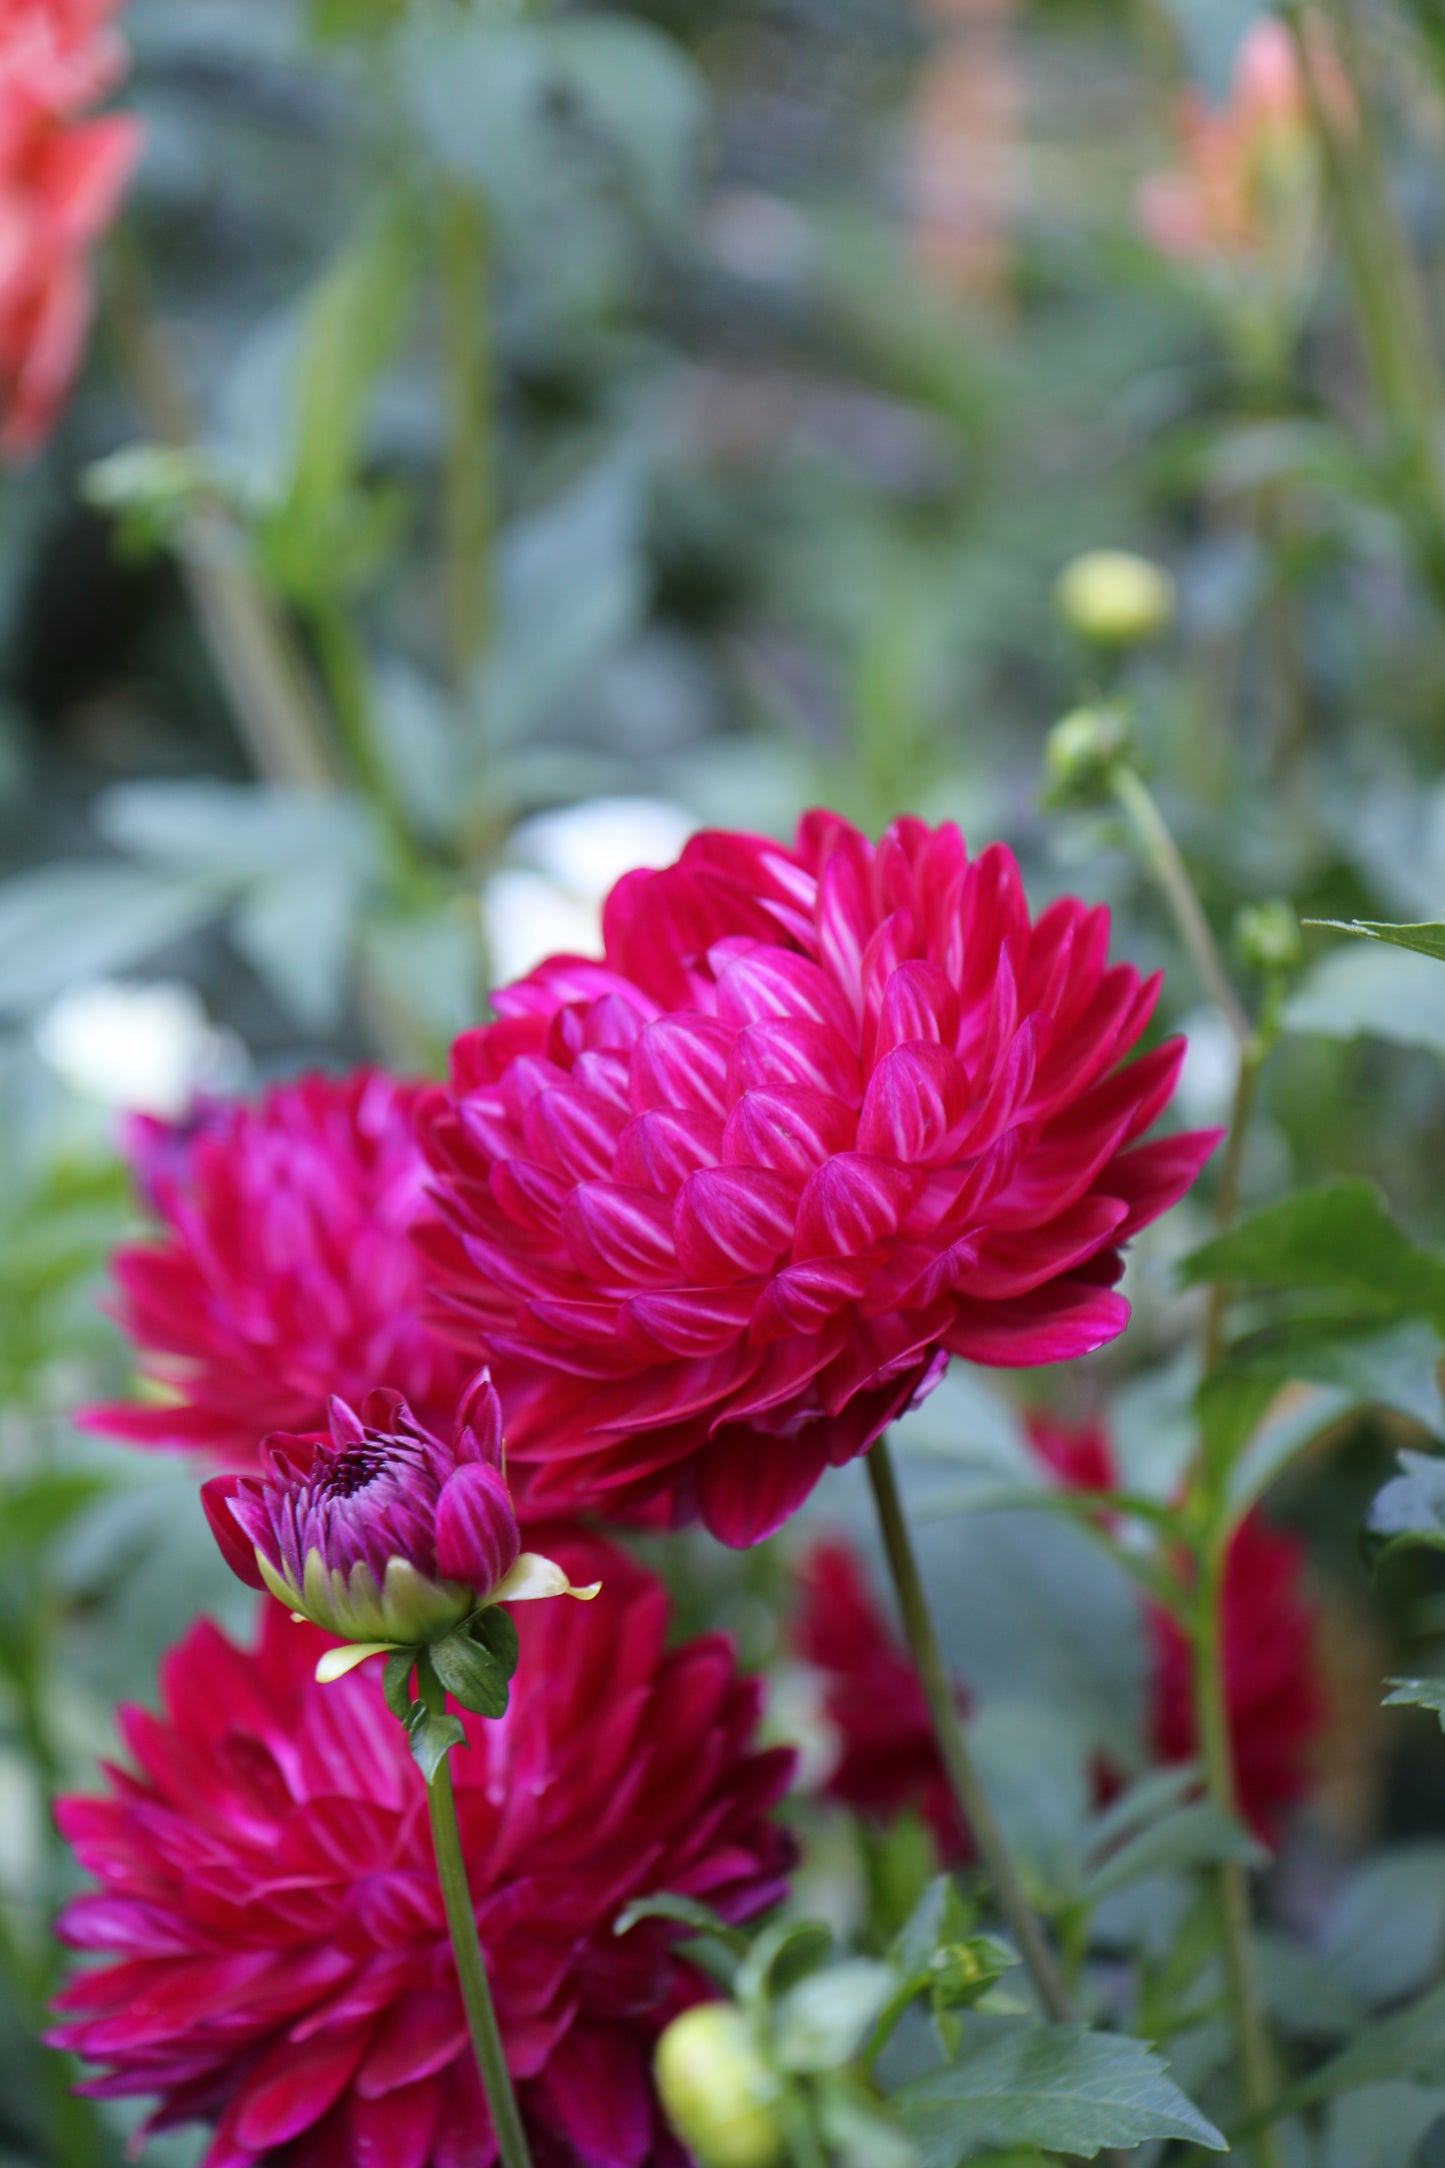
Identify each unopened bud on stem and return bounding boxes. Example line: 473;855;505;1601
1056;549;1176;647
655;2005;787;2168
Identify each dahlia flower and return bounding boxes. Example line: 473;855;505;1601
202;1373;597;1669
0;0;142;457
52;1535;796;2168
794;1414;1323;1845
85;1069;474;1466
420;813;1217;1546
1135;18;1348;274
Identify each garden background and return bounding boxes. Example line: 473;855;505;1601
12;0;1445;2163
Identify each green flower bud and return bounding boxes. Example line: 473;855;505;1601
1055;550;1177;646
655;2005;787;2168
1042;704;1133;808
1234;899;1303;975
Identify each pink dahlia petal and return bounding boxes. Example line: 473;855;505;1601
675;1167;797;1282
434;1463;521;1590
700;1421;832;1547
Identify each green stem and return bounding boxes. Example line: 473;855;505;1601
1192;1547;1283;2168
865;1439;1073;2022
418;1655;533;2168
438;183;493;688
865;1445;1132;2168
1110;766;1251;1049
307;601;420;878
103;236;341;792
1288;2;1445;612
1201;1044;1261;1372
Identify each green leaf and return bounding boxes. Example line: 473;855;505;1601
1320;1844;1445;2007
1306;917;1445;964
1081;1801;1267;1905
612;1892;747;1952
471;1606;519;1680
382;1649;417;1722
0;864;222;1016
816;2080;915;2168
735;1920;835;2014
289;207;415;520
893;1878;977;1982
1224;1319;1445;1438
897;2025;1227;2158
545;20;706;226
1368;1450;1445;1558
1083;1764;1203;1860
1178;1181;1445;1336
1384;1677;1445;1726
405;1706;467;1785
773;1961;897;2074
428;1629;509;1718
0;1473;112;1556
1289;1981;1445;2108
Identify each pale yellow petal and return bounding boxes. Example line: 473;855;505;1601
315;1641;398;1684
492;1552;603;1604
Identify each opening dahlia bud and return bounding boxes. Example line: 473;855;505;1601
201;1369;599;1680
1043;703;1134;807
1055;549;1176;647
654;2005;787;2168
1234;898;1302;976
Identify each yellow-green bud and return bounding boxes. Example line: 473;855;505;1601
1043;704;1133;808
654;2006;787;2168
1055;550;1176;646
1234;899;1302;975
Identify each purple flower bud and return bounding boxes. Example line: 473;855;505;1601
202;1369;597;1666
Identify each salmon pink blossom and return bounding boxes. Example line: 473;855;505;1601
86;1070;474;1467
420;813;1218;1546
793;1414;1323;1846
0;0;142;456
52;1536;796;2168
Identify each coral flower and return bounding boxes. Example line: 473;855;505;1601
420;813;1217;1546
203;1373;597;1661
794;1415;1323;1846
1135;17;1349;272
0;0;142;457
85;1070;474;1467
52;1535;796;2168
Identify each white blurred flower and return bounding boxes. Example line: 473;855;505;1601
35;980;247;1118
1176;1004;1240;1125
482;796;698;986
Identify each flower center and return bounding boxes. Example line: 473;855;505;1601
318;1444;394;1500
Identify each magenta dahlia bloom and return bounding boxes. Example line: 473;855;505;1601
52;1535;796;2168
202;1373;596;1661
85;1069;473;1467
420;813;1218;1545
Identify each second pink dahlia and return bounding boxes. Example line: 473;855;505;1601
86;1069;474;1467
421;813;1217;1545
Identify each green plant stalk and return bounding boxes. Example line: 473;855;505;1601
103;236;341;793
1192;1545;1283;2168
865;1438;1072;2021
1110;765;1251;1048
1201;1044;1261;1372
307;599;422;882
1288;2;1445;610
417;1655;533;2168
439;183;493;688
865;1443;1131;2168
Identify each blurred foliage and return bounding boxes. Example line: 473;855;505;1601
15;0;1445;2160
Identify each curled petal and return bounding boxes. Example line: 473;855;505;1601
492;1553;602;1603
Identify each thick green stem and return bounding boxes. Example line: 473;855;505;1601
865;1444;1132;2168
1110;766;1250;1050
439;184;493;688
865;1439;1073;2021
307;600;420;879
418;1656;533;2168
1192;1549;1283;2168
1201;1045;1261;1371
103;238;341;792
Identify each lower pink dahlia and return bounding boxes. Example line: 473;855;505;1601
420;813;1218;1546
793;1416;1323;1847
85;1070;474;1467
53;1532;795;2168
